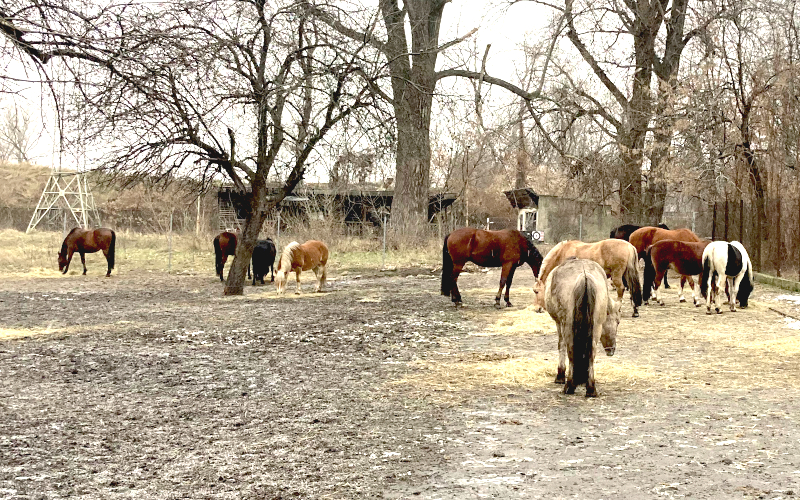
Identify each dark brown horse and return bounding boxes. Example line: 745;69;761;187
57;227;116;277
629;227;701;260
213;231;250;281
441;228;543;309
643;239;711;306
609;223;669;241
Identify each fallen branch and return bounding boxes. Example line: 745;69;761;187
768;307;800;321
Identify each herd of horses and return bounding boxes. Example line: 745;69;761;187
57;222;754;398
440;223;754;397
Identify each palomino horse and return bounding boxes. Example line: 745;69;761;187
544;258;621;397
643;240;711;306
214;231;252;282
700;240;753;314
534;239;642;317
276;240;328;294
441;227;543;309
628;227;700;260
57;227;116;277
610;223;671;288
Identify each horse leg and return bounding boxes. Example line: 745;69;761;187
295;270;302;294
563;357;577;395
219;256;227;281
679;275;687;303
502;265;517;308
450;263;464;307
652;270;665;306
555;325;566;384
711;275;724;314
104;249;112;277
80;252;87;275
585;354;598;398
495;262;514;309
313;267;323;293
270;264;274;283
63;250;73;274
728;276;737;312
688;275;700;306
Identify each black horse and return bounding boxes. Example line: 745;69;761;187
252;238;276;285
609;223;671;288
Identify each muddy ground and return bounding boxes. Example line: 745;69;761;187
1;265;800;499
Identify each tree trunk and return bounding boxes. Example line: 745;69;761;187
224;185;267;295
742;140;766;271
391;89;433;228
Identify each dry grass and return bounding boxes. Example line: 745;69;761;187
0;228;441;277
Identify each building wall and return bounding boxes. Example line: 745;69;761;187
536;195;616;243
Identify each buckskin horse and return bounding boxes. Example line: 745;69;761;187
533;239;642;317
441;228;543;309
57;227;116;277
700;240;754;314
643;239;711;306
544;258;621;397
275;240;328;294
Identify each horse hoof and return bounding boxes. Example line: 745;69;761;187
505;302;513;308
554;378;565;385
494;302;503;310
453;302;463;308
716;308;722;314
664;284;671;289
706;309;713;315
585;389;598;398
632;311;639;318
679;298;686;303
644;300;649;306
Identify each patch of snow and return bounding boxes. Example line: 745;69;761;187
784;318;800;330
775;294;800;304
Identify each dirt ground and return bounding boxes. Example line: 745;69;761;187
1;264;800;499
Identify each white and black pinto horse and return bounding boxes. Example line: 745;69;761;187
700;240;754;314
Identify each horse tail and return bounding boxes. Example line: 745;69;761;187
700;253;712;299
214;236;222;276
572;277;595;386
108;231;116;270
441;234;453;296
625;249;642;307
642;247;655;302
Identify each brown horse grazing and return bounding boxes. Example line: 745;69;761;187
441;228;544;309
643;239;711;306
214;231;251;282
628;227;701;260
610;223;671;288
275;240;328;294
533;239;642;317
57;227;116;277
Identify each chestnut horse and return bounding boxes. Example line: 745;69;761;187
610;223;671;288
275;240;328;294
628;227;701;260
441;228;543;309
643;239;711;306
57;227;116;277
544;258;621;397
534;239;642;317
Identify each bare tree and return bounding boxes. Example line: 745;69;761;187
0;104;39;162
1;0;380;294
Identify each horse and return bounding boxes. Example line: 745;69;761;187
700;240;754;314
628;226;701;260
213;231;251;282
544;258;621;397
643;239;711;306
275;240;328;294
533;239;642;317
610;223;671;288
57;227;116;277
251;238;276;285
441;227;543;309
609;223;669;241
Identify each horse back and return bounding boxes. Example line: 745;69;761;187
298;240;328;270
650;239;708;276
71;228;114;253
446;227;524;268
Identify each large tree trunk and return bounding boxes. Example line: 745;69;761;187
391;89;433;227
742;139;766;271
224;183;268;295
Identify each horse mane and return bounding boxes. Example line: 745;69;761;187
60;227;83;256
278;241;300;273
538;241;565;281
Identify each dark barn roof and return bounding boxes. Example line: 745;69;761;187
503;188;539;210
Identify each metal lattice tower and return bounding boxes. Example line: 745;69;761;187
26;171;102;233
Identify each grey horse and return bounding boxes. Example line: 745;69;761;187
544;258;621;397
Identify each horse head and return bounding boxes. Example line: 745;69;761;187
601;297;621;356
57;251;68;273
532;277;546;313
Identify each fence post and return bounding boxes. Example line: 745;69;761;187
711;204;716;240
382;213;387;269
168;211;173;274
578;214;583;241
276;211;281;250
692;211;696;234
